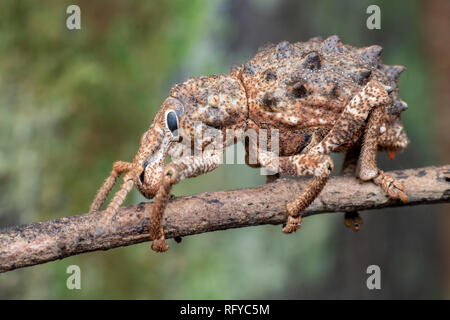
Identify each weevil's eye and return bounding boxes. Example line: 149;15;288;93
166;111;178;134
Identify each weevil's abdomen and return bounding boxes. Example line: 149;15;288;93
238;35;409;155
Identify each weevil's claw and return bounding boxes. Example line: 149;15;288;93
374;171;408;203
283;198;306;233
344;211;363;232
174;236;182;243
282;215;302;233
151;237;169;252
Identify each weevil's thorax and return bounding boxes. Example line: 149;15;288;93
169;74;248;150
133;76;248;199
239;36;409;156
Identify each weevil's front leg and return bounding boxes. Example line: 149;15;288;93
359;106;408;203
340;146;363;231
149;151;222;252
89;161;134;212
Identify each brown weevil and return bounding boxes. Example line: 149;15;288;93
90;35;409;252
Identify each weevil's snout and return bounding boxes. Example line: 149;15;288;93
134;97;185;198
136;158;162;199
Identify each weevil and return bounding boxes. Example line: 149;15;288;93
89;35;409;252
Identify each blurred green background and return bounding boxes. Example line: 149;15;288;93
1;0;449;299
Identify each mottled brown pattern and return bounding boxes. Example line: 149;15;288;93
89;35;410;251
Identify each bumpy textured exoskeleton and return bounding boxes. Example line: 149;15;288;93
90;35;409;252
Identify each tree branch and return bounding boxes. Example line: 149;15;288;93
1;165;449;273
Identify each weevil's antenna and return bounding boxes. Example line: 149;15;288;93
89;161;134;213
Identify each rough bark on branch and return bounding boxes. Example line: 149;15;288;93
1;165;449;273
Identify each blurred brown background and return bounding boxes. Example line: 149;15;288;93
0;0;449;299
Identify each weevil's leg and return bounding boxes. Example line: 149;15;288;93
340;146;363;232
307;80;391;157
149;151;222;252
301;80;397;229
283;161;332;233
268;80;391;233
359;106;384;181
373;171;408;203
243;127;332;233
257;148;334;233
359;106;408;203
243;134;279;184
89;161;134;212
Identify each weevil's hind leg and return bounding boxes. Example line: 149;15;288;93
373;170;408;202
272;80;392;233
149;151;222;252
340;146;363;232
358;106;408;203
89;161;134;212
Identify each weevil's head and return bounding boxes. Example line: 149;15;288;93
134;74;247;198
132;97;184;198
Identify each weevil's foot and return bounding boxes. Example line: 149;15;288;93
151;237;169;253
374;171;408;203
344;211;363;232
282;215;302;234
283;199;305;233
